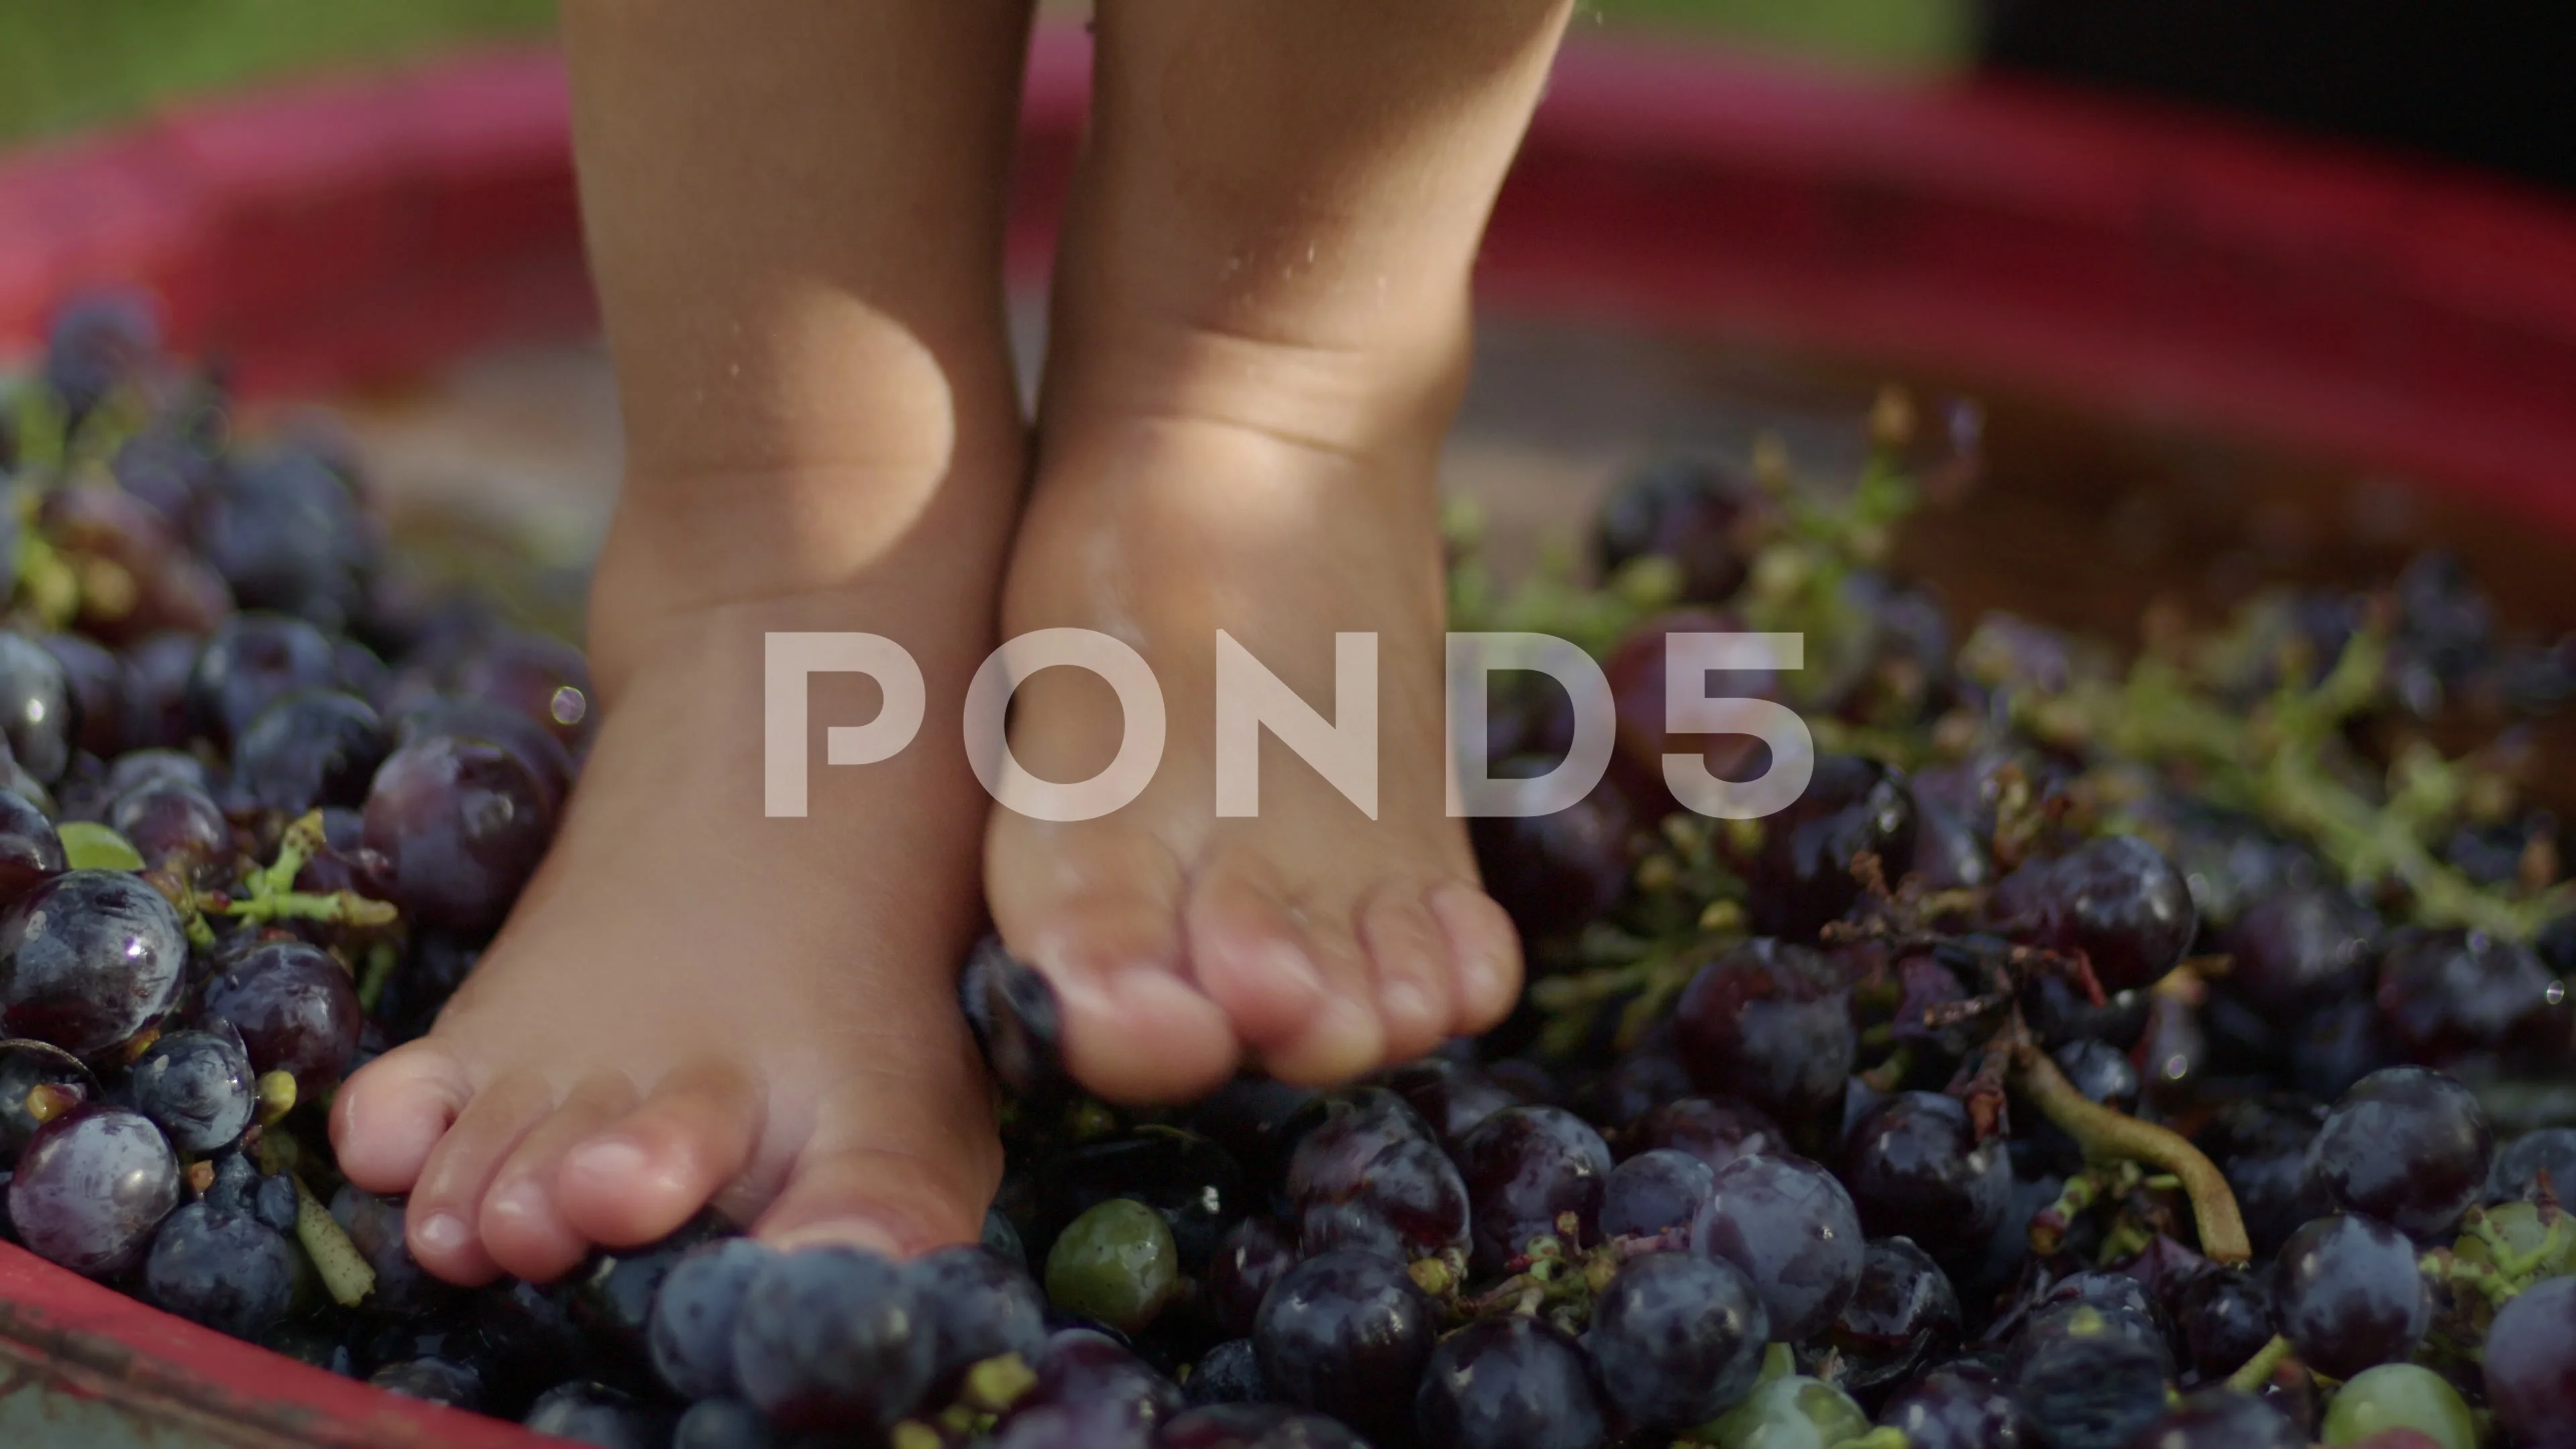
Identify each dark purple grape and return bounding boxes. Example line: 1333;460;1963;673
7;1104;178;1275
361;733;553;935
110;418;218;524
1988;835;2196;992
1456;1105;1612;1273
1002;1329;1182;1448
1673;938;1855;1124
2008;1302;2174;1449
390;694;575;818
1585;1250;1766;1428
1827;1238;1960;1405
451;630;594;753
960;936;1072;1108
0;789;63;909
1910;797;1994;891
119;633;201;753
1285;1087;1470;1262
41;487;232;645
2489;1126;2576;1203
2273;1214;2429;1380
1414;1315;1605;1449
331;1185;454;1316
1208;1217;1299;1338
188;613;339;750
2198;1097;2330;1259
2291;995;2396;1101
2122;1389;2303;1448
1876;1364;2036;1448
1747;755;1917;941
0;634;74;784
2375;927;2569;1065
40;634;124;759
0;869;187;1056
1606;607;1780;804
1382;1057;1517;1150
109;780;231;884
1592;455;1768;604
1688;1154;1864;1340
2053;1038;2141;1114
520;1381;672;1449
0;1037;93;1152
2021;969;2151;1052
1469;780;1635;944
2312;1067;2491;1238
1624;1093;1786;1174
1253;1250;1436;1444
1839;1092;2010;1261
126;1028;254;1154
1182;1338;1267;1408
190;449;374;630
46;290;160;423
567;1213;733;1376
1568;1044;1692;1134
2484;1274;2576;1449
1599;1148;1715;1240
104;747;209;801
201;940;362;1093
143;1201;294;1337
2176;1266;2275;1381
371;1358;486;1411
672;1398;770;1449
233;689;389;815
648;1236;775;1400
730;1244;934;1432
2222;887;2378;1015
907;1243;1049;1393
1160;1402;1366;1449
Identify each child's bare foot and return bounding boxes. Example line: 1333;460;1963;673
333;557;1006;1283
329;1;1036;1281
987;368;1522;1094
986;1;1572;1094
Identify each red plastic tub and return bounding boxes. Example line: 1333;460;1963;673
2;21;2575;1446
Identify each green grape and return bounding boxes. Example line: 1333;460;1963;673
1702;1375;1871;1449
57;821;142;871
2453;1202;2575;1280
1043;1196;1177;1334
2321;1363;2478;1449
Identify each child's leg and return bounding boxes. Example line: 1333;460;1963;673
990;1;1573;1091
327;0;1081;1283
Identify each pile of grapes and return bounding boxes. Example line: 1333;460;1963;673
0;297;2573;1449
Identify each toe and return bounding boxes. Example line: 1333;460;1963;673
1191;862;1383;1085
1009;890;1239;1104
753;1059;1002;1257
331;1042;474;1196
1430;879;1522;1033
559;1061;763;1248
477;1075;638;1282
1359;885;1456;1063
406;1073;558;1285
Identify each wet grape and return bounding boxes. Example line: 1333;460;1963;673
648;1237;775;1401
1599;1147;1714;1239
2008;1303;2172;1449
7;1104;179;1275
0;869;188;1056
2483;1274;2576;1449
1673;937;1855;1124
1414;1315;1605;1449
108;779;231;883
2176;1265;2275;1381
1876;1364;2036;1449
729;1244;934;1432
232;688;390;814
1825;1238;1960;1405
1623;1093;1785;1174
126;1028;255;1154
1746;754;1917;941
907;1242;1049;1393
1253;1250;1436;1445
1046;1197;1180;1334
189;612;339;749
1285;1087;1470;1262
1456;1104;1612;1273
1838;1091;2010;1261
2274;1214;2430;1380
143;1201;294;1338
361;732;553;934
1584;1250;1766;1428
2126;1389;2304;1449
1161;1402;1366;1449
1988;835;2197;992
201;939;364;1093
0;789;64;908
1208;1216;1299;1338
1688;1152;1864;1340
2375;927;2569;1065
1183;1338;1267;1408
2312;1067;2491;1238
2489;1126;2576;1203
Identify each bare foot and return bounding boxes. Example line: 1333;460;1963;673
985;335;1523;1097
331;494;1010;1284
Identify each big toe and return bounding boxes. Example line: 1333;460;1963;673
1189;857;1384;1085
330;1041;474;1197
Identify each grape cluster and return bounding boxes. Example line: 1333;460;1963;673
5;306;2574;1448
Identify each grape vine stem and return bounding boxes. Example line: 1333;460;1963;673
2009;1038;2251;1263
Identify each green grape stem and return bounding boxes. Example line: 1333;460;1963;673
2012;1039;2251;1263
2222;1334;2296;1395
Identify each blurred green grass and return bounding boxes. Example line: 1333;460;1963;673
0;0;1966;146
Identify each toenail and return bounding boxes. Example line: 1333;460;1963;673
568;1138;647;1183
488;1181;545;1223
417;1213;471;1254
767;1218;908;1257
1382;979;1436;1026
1268;942;1325;998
